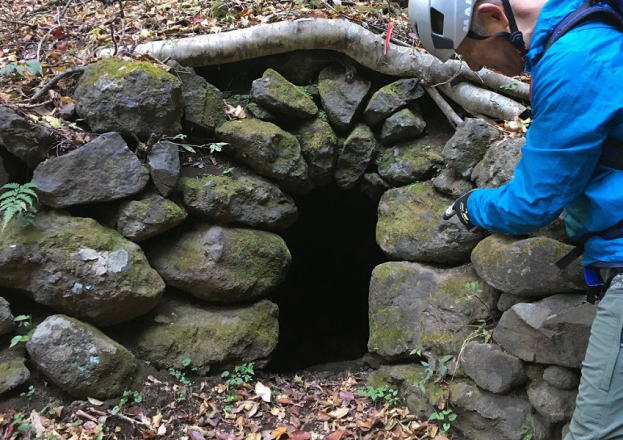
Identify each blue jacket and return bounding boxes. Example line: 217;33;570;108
468;0;623;266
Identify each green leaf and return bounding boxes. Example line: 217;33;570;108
2;205;20;229
14;194;35;208
14;315;31;322
223;167;234;175
440;354;454;363
180;144;196;154
18;188;38;199
1;183;20;190
9;335;22;348
181;358;192;367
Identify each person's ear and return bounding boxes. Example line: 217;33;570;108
474;2;510;33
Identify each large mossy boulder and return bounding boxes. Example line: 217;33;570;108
363;78;425;126
368;262;497;359
442;118;501;178
115;192;187;242
450;381;551;440
376;142;443;186
216;119;312;194
294;118;338;186
318;65;371;132
32;132;149;208
132;297;278;370
471;235;584;297
0;105;60;167
180;172;298;230
335;124;377;189
0;347;30;396
74;58;183;138
167;61;226;135
376;182;484;264
147;224;291;303
252;68;318;121
26;315;137;399
0;211;164;326
493;294;595;368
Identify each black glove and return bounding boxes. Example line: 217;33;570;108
443;191;478;231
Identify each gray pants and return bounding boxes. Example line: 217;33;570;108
565;274;623;440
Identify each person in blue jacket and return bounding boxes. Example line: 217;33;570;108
409;0;623;438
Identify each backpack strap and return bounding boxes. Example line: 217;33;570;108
543;0;623;54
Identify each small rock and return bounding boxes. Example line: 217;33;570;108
0;297;14;336
376;182;485;264
460;342;527;394
471;235;584;297
363;79;425;126
132;297;279;370
380;109;426;145
295;118;338;186
493;294;595;368
359;173;390;202
368;262;497;359
216;119;312;194
115;192;187;242
527;379;577;423
318;65;371;132
26;315;137;399
471;137;523;188
147;224;291;303
252;68;318;121
74;58;183;138
497;292;527;312
180;172;298;230
542;366;580;390
442;118;501;178
32;132;149;208
376;142;443;186
432;167;475;198
167;61;226;135
450;381;551;440
246;102;277;122
0;348;30;396
335;124;377;189
0;105;60;167
148;141;181;197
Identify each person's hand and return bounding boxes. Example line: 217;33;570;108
443;190;478;231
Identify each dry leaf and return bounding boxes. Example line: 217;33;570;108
328;407;349;419
255;382;272;403
324;430;347;440
289;431;311;440
87;397;104;406
271;426;288;439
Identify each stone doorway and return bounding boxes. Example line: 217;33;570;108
266;186;386;372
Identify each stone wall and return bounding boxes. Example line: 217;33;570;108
0;55;588;439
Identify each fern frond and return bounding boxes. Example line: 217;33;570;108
18;188;38;200
21;183;38;190
1;205;19;230
0;191;17;201
14;194;35;208
0;183;20;190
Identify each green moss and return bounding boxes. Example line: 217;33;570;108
260;69;317;116
298;119;337;152
180;175;242;199
80;57;179;87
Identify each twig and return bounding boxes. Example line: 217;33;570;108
28;66;86;102
108;412;149;426
0;16;33;27
75;410;99;423
425;85;463;128
36;26;56;63
15;99;53;108
58;0;75;23
109;21;118;56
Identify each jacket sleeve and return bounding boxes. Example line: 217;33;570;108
467;41;617;235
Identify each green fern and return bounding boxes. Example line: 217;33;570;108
0;182;39;230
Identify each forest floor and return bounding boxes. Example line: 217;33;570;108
0;362;456;440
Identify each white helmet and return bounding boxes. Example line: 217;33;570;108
408;0;476;62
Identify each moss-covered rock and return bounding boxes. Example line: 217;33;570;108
295;118;338;186
131;296;278;370
0;347;29;396
450;380;551;440
376;142;443;186
442;118;501;178
147;224;291;303
0;297;14;337
180;171;298;230
471;235;584;297
363;79;424;126
376;182;484;264
26;314;137;399
0;211;164;326
33;132;150;208
168;61;226;135
335;124;376;189
74;58;182;138
368;262;497;359
318;65;371;132
432;167;475;199
380;108;426;145
252;69;318;121
115;191;187;242
471;137;523;188
216;119;312;194
359;172;390;202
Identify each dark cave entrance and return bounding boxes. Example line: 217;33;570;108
266;185;386;372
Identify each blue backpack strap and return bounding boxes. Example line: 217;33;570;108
543;0;623;54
